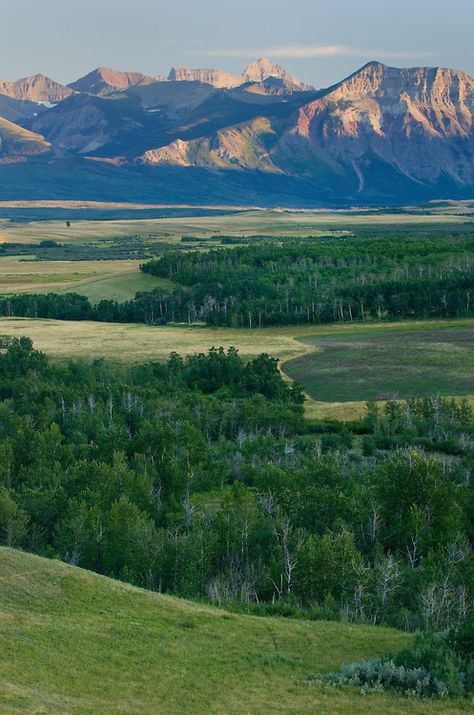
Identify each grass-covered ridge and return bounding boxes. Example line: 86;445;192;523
1;546;470;715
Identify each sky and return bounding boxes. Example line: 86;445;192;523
2;0;474;88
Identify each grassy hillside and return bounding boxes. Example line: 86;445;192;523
0;547;470;715
0;117;50;158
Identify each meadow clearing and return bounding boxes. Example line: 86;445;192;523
1;316;472;420
285;325;474;402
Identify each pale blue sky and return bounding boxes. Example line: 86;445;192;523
2;0;473;87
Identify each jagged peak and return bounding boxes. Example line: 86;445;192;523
241;58;312;91
325;59;474;101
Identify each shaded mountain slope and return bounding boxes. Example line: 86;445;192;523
0;95;47;124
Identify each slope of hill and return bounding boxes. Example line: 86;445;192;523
0;95;47;123
0;117;50;159
127;79;216;114
0;547;468;715
30;93;155;155
140;116;281;171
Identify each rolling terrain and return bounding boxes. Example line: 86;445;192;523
1;546;470;715
0;258;174;300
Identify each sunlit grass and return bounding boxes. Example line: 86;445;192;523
0;547;470;715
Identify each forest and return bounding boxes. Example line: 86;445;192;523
140;233;474;327
1;231;473;327
0;336;472;638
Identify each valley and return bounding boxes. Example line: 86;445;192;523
2;5;474;713
0;207;472;711
1;209;473;420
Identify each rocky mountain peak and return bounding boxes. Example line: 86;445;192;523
0;74;73;103
68;67;151;96
241;58;312;90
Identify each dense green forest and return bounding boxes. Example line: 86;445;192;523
2;231;473;327
0;337;472;638
141;234;474;327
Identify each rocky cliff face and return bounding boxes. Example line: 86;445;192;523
168;66;241;88
273;62;474;186
241;58;312;91
0;74;73;103
168;58;312;91
68;67;152;96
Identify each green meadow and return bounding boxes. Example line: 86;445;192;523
285;325;474;403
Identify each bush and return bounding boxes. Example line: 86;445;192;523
394;632;467;697
309;631;474;698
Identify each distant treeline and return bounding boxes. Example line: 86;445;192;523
141;237;474;327
1;235;473;327
0;238;179;262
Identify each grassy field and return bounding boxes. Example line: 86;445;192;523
0;219;182;246
0;208;470;248
0;318;314;364
0;258;175;302
0;547;471;715
285;325;474;403
1;317;473;421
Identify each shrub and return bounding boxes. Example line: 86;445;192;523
309;631;474;698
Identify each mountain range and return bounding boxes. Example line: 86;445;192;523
0;58;473;205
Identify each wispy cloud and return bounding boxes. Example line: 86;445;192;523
199;44;434;61
201;44;349;59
